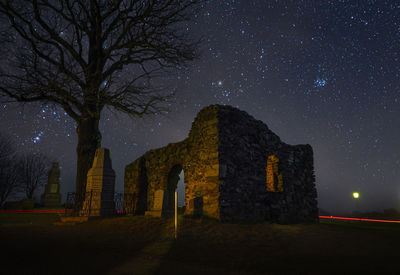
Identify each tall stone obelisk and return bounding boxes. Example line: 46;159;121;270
40;162;62;207
80;148;116;217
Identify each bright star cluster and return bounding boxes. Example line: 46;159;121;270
1;0;400;213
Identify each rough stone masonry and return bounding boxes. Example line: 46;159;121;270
124;105;318;223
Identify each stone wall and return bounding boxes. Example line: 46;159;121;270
217;106;318;223
124;105;221;219
124;105;318;223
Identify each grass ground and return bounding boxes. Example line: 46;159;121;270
0;213;399;275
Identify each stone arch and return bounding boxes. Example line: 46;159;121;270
166;164;184;211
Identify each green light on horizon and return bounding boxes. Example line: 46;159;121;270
353;192;359;199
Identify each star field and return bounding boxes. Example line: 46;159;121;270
1;0;400;213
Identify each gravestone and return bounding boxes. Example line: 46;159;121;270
145;189;169;217
40;162;62;207
189;197;203;217
80;148;116;217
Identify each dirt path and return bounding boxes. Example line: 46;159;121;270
109;222;174;275
109;238;173;275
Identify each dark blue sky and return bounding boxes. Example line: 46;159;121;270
1;0;400;214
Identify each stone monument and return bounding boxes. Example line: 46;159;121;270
80;148;116;217
145;189;169;217
40;162;62;207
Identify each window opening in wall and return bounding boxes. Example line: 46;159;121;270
266;155;283;192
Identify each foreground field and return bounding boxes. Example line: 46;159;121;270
0;213;399;275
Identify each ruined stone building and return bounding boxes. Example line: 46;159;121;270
124;105;318;223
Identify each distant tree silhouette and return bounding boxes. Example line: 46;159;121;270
19;152;50;200
0;133;20;207
0;0;201;204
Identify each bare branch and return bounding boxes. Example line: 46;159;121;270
19;151;51;199
0;0;202;195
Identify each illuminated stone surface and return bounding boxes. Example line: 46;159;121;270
145;189;169;217
266;155;283;192
80;148;116;217
40;162;62;207
124;105;318;223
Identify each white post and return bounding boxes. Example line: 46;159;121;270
174;191;178;239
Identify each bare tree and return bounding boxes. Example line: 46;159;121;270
0;132;15;165
0;160;21;208
0;133;21;207
19;152;50;200
0;0;201;200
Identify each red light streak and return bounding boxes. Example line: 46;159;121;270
319;215;400;224
1;212;398;223
0;209;72;213
0;209;124;214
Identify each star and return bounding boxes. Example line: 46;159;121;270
314;78;327;87
1;0;399;214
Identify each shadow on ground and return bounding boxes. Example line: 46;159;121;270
0;214;168;274
1;214;400;274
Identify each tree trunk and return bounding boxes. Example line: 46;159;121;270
75;116;101;209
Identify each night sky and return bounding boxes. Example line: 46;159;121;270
1;1;400;214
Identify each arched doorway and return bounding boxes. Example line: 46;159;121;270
167;164;185;213
177;170;185;207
